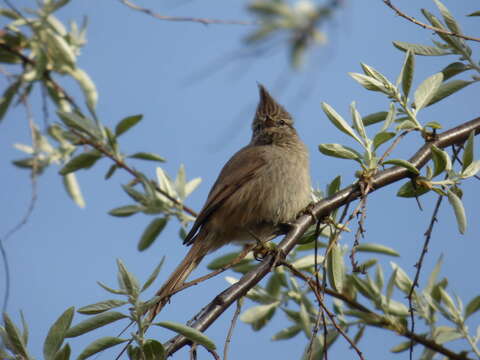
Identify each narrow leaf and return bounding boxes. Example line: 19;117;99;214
63;173;85;208
77;337;127;360
356;243;399;257
321;102;363;144
462;131;475;171
349;72;388;93
327;244;345;292
465;296;480;319
77;300;128;315
362;111;387;126
447;189;467;234
433;0;462;35
141;257;165;292
327;176;341;196
461;160;480;179
431;145;448;177
373;132;395;151
155;321;216;350
128;152;165;162
427;80;472;107
3;313;29;358
138;217;168;251
271;325;301;341
350;101;367;143
397;180;430;198
393;41;448;56
108;205;141;217
43;307;74;360
400;50;415;96
116;259;140;295
383;159;420;175
141;339;165;360
0;80;20;122
115;115;142;136
53;343;71;360
65;312;127;338
441;62;469;80
59;151;102;175
468;11;480;17
414;73;444;111
319;143;362;162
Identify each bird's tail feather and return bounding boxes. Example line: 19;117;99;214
146;239;209;323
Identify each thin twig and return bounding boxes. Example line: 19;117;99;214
119;0;256;26
69;128;198;217
283;261;365;360
223;299;242;360
207;348;221;360
382;0;480;43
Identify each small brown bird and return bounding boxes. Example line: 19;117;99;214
147;84;311;321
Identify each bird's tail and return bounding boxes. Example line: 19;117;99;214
145;239;210;323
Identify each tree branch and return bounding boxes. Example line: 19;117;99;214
164;116;480;358
119;0;257;26
382;0;480;43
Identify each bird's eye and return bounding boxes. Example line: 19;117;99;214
278;120;287;126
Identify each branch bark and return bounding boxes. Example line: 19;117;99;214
164;116;480;358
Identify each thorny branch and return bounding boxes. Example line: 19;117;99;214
382;0;480;43
164;116;480;360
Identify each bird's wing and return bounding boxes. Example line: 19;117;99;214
183;145;266;245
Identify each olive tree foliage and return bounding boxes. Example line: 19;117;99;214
1;0;480;359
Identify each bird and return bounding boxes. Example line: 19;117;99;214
146;84;311;323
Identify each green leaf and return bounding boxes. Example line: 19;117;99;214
356;243;399;257
271;325;301;341
433;0;462;35
116;259;140;295
128;152;166;162
383;159;420;175
141;339;165;360
141;257;165;292
77;337;127;360
461;160;480;179
63;172;85;208
465;296;480;319
155;321;216;350
414;73;444;111
397;180;430;198
19;311;29;345
53;343;71;360
427;80;472;107
319;143;362;162
43;307;74;360
373;132;395;151
393;41;448;56
77;300;128;315
69;68;98;112
390;262;413;294
3;313;29;358
327;175;341;196
447;188;466;234
431;145;448;177
425;121;443;130
462;131;475;172
433;326;463;344
399;50;415;96
96;281;127;295
350;101;367;143
349;72;388;93
375;265;384;293
362;111;387;126
440;62;469;80
65;312;127;338
0;80;20;122
390;340;412;353
59;151;102;175
57;111;100;137
108;205;141;217
381;103;396;132
291;254;324;269
115;114;142;136
327;244;345;292
104;164;117;180
321;102;363;144
138;217;168;251
468;11;480;17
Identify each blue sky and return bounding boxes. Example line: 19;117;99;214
2;1;479;359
